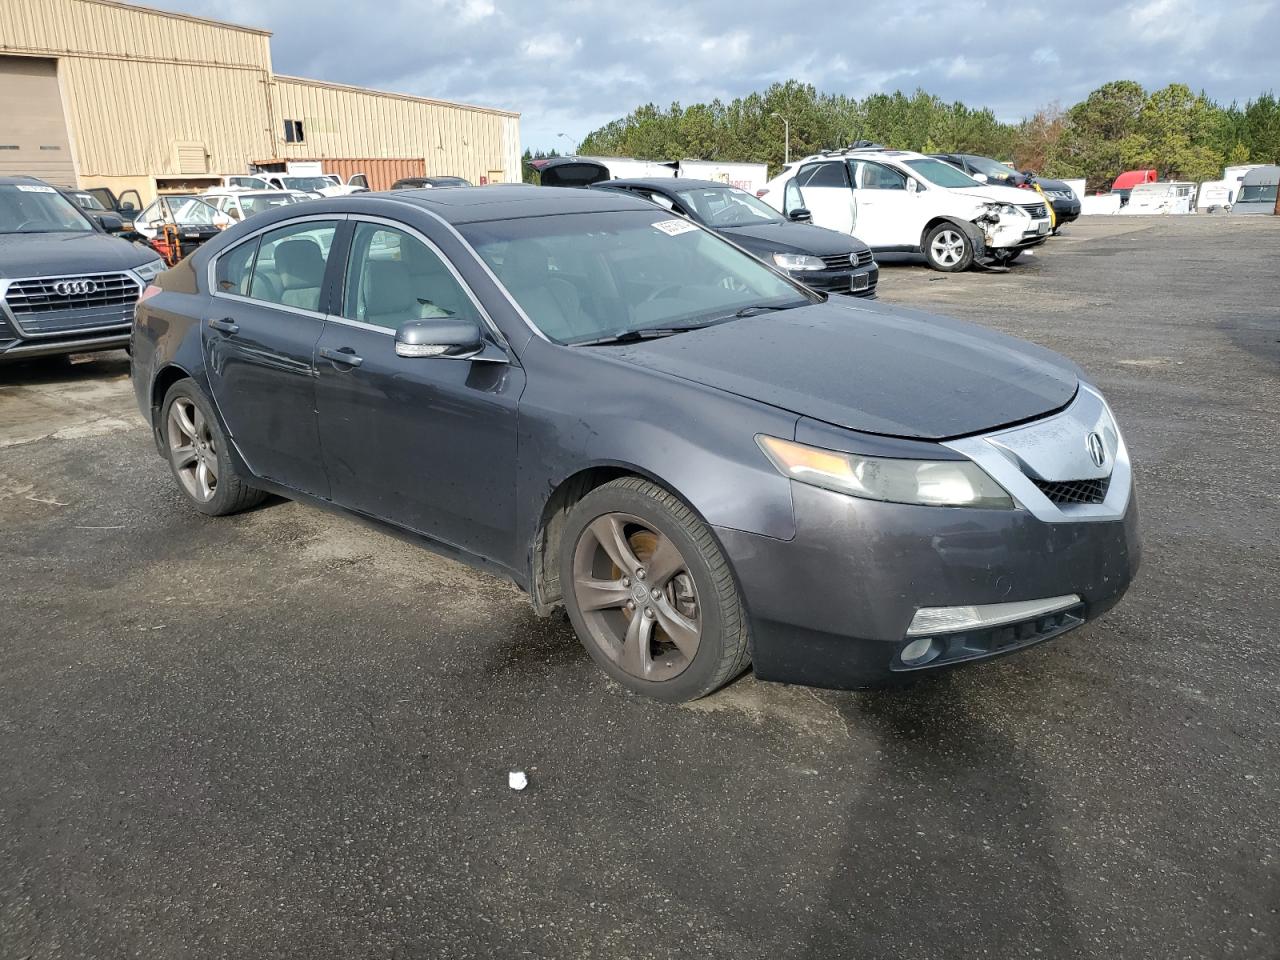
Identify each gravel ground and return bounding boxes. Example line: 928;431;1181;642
1;215;1278;959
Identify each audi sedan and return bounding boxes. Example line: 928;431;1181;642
131;186;1140;702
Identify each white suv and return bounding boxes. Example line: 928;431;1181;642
762;148;1052;271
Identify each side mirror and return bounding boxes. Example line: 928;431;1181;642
96;213;125;233
395;318;484;359
787;207;813;223
972;172;989;183
906;178;921;193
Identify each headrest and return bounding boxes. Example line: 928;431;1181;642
364;259;415;317
274;238;325;287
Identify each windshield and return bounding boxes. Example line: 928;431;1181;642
961;155;1021;184
67;191;108;211
460;210;813;345
155;196;221;226
0;184;94;234
282;177;331;192
1238;183;1278;203
675;185;780;227
239;193;302;215
903;158;981;188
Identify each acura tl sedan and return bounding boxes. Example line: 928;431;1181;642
132;186;1140;702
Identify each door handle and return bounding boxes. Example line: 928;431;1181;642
207;317;239;334
320;346;363;367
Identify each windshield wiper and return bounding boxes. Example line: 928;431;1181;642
573;326;703;347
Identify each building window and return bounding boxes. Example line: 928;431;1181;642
283;119;305;144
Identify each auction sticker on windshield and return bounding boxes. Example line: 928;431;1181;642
652;219;699;237
17;185;56;193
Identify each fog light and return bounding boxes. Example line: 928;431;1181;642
906;595;1081;637
899;636;937;665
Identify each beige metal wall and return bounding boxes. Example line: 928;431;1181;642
0;0;274;188
275;77;520;185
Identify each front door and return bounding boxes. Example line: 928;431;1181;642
787;161;856;235
203;217;342;496
313;220;524;568
848;159;919;248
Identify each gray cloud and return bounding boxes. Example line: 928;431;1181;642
141;0;1279;150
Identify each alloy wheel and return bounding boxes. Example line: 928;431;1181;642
571;512;701;682
930;229;966;267
166;397;219;502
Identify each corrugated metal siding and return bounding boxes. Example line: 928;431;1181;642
275;77;517;186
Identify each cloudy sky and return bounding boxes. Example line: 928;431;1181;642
144;0;1277;150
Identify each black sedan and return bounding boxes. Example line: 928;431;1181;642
132;186;1138;702
599;178;878;297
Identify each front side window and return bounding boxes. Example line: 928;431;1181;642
902;158;980;188
795;162;850;189
246;220;339;312
460;210;813;345
153;196;221;226
675;186;780;227
0;183;94;234
215;237;259;296
854;161;908;191
342;223;478;330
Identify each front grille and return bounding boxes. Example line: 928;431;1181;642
819;250;874;270
1020;202;1048;219
2;272;140;338
1032;476;1110;505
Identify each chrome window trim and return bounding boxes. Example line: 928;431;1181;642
0;269;143;338
206;213;348;309
944;383;1132;524
342;214;510;351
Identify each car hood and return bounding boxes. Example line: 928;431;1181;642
0;231;156;279
608;299;1079;440
949;183;1038;205
717;221;871;257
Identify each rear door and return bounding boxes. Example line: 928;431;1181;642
203;216;343;496
312;218;524;566
786;162;856;235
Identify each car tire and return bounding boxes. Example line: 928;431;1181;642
923;223;974;272
160;380;266;517
560;477;750;702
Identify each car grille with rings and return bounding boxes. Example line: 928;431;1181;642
2;273;141;337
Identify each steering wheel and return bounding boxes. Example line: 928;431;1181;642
641;284;683;303
710;207;744;226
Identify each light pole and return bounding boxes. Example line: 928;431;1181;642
557;132;577;156
771;112;790;165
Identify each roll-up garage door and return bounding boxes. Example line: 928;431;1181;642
0;56;76;185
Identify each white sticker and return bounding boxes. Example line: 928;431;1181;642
16;184;56;193
652;218;698;237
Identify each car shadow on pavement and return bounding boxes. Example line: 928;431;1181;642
797;675;1085;959
0;350;131;386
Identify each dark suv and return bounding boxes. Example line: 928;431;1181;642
0;176;165;362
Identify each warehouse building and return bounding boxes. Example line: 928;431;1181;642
0;0;521;199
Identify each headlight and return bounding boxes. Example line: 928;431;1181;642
757;435;1015;509
772;252;825;271
133;258;166;281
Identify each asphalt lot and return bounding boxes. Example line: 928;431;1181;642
2;215;1278;959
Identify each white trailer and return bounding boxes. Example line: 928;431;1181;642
675;160;769;194
578;156;676;180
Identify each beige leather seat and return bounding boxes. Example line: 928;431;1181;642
273;238;326;311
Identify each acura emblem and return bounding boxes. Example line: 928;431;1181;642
1087;432;1106;468
53;279;98;296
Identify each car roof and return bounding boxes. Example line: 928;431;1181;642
384;184;653;223
1240;165;1280;185
604;178;741;192
0;175;49;186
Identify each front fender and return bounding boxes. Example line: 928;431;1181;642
925;215;988;260
515;338;802;560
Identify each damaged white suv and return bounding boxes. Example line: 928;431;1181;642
763;147;1052;271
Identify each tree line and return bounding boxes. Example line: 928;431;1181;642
566;80;1280;192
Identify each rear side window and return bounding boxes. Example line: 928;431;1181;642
795;162;850;189
342;222;478;330
245;220;339;312
215;238;259;296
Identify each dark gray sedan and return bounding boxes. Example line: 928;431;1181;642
131;186;1140;702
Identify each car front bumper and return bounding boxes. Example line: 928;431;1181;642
794;263;879;298
1051;198;1081;222
715;483;1140;690
0;331;131;361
